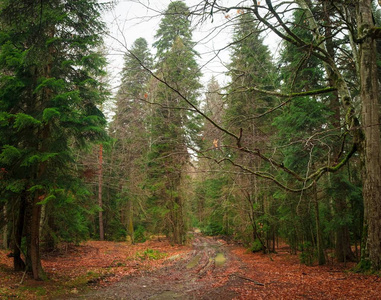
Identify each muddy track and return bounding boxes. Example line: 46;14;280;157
69;234;251;299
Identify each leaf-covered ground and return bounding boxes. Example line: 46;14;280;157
0;238;188;299
231;246;381;299
0;236;380;299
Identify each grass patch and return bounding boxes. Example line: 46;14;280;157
19;286;47;296
136;248;167;260
215;252;226;267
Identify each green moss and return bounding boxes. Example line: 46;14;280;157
19;286;47;297
215;253;226;267
186;254;201;269
352;259;373;274
136;248;167;260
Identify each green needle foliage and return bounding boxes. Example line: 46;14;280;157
107;37;153;243
222;11;278;252
0;0;109;279
273;8;361;265
153;1;195;61
147;1;202;244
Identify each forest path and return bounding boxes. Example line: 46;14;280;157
70;233;255;299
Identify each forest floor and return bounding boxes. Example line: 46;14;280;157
0;232;380;299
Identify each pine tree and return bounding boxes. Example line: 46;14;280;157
0;0;108;279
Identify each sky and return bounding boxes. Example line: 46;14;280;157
102;0;236;93
100;0;283;122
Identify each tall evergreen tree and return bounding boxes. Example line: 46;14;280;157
199;0;381;270
108;37;153;243
194;77;230;235
153;1;195;61
0;0;108;279
148;1;202;244
223;11;277;251
274;8;330;264
274;3;362;265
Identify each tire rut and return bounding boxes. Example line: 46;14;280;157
66;234;246;300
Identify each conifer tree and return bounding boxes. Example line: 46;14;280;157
0;0;108;279
273;8;329;264
198;0;381;269
148;1;202;244
223;11;277;251
275;7;360;265
108;37;153;243
194;77;230;235
153;1;195;61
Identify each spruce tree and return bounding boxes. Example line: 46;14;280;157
223;11;277;251
0;0;108;279
153;1;195;61
194;77;230;235
108;37;153;243
274;7;361;265
148;1;202;244
273;8;330;264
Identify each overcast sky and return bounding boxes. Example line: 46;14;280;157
102;0;236;92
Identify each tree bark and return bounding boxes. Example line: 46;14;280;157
25;124;50;280
127;199;134;244
321;0;356;263
25;194;46;280
2;205;7;249
313;182;325;265
13;195;26;271
30;196;45;280
358;0;381;270
98;144;104;241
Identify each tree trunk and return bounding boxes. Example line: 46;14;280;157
322;0;356;263
25;195;46;280
2;205;7;249
13;195;26;271
172;195;184;244
24;125;49;280
313;182;326;265
30;196;45;280
358;0;381;270
98;144;104;241
333;177;357;262
127;199;134;244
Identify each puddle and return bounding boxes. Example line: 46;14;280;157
215;252;226;267
186;254;201;269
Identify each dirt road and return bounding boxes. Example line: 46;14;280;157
2;231;380;299
69;234;255;299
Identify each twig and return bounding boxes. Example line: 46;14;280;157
20;268;27;285
231;274;265;286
